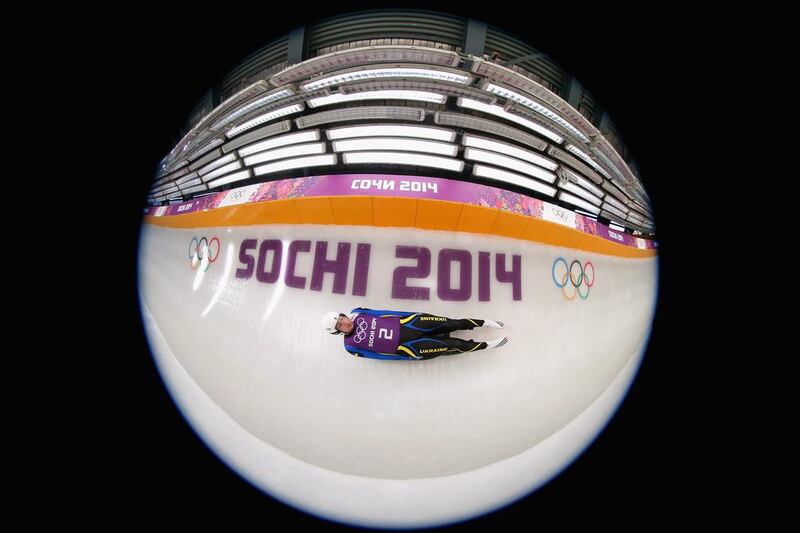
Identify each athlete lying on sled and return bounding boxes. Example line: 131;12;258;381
322;308;507;360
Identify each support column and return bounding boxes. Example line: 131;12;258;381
463;18;487;57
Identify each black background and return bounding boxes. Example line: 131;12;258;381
74;2;713;529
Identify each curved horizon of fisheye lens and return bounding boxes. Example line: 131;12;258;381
138;10;658;529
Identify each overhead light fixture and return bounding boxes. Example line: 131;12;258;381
547;146;604;184
197;153;237;176
156;166;190;185
340;80;496;104
302;67;472;92
296;106;425;129
237;130;321;157
603;194;629;213
462;134;557;170
181;184;208;195
178;178;203;190
463;147;556;183
201;161;243;182
211;89;294;130
484;83;589;142
473;164;556;197
253;154;337;176
271;47;462;86
601;210;627;226
222;120;292;153
457;98;563;144
590;147;623;180
243;142;327;166
186;138;224;161
332;138;457;157
308;90;446;108
609;222;626;232
602;180;629;203
559;167;604;197
207;169;253;189
574;209;598;220
326;124;454;142
188;149;223;172
560;181;602;206
275;47;462;80
155;185;179;195
558;191;601;215
602;203;628;220
435;112;548;152
342;151;464;172
627;201;649;217
225;104;305;138
627;212;646;224
565;144;610;177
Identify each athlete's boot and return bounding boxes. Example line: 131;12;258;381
482;320;504;329
485;337;508;349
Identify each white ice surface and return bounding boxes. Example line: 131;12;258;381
138;222;657;528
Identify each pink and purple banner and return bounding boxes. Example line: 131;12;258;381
144;174;657;250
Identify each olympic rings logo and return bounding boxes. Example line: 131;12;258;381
552;257;595;300
353;318;369;343
189;236;220;272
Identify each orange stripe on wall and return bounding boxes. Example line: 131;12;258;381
144;195;657;258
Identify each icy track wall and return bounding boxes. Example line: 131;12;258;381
139;173;658;524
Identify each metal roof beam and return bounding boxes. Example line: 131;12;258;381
463;18;487;57
287;26;306;65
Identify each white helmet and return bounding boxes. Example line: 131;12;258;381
322;311;341;334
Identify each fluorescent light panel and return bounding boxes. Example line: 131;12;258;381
463;147;556;183
574;209;598;219
181;184;208;195
308;90;446;108
485;83;589;142
178;178;203;189
457;98;563;144
602;203;628;220
253;154;337;176
332;138;457;157
296;106;425;129
302;68;471;91
272;47;462;85
186;138;224;161
244;142;327;166
342;151;464;172
188;149;223;172
591;148;622;180
153;183;178;194
627;212;646;224
603;194;629;213
560;181;602;206
197;153;236;176
222;120;292;153
201;161;243;182
609;223;626;232
473;164;556;197
566;144;610;177
326;124;454;142
560;167;604;197
602;181;629;203
237;130;321;157
226;104;304;138
558;191;601;215
462;134;557;170
207;169;253;189
212;89;294;129
435;112;548;152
